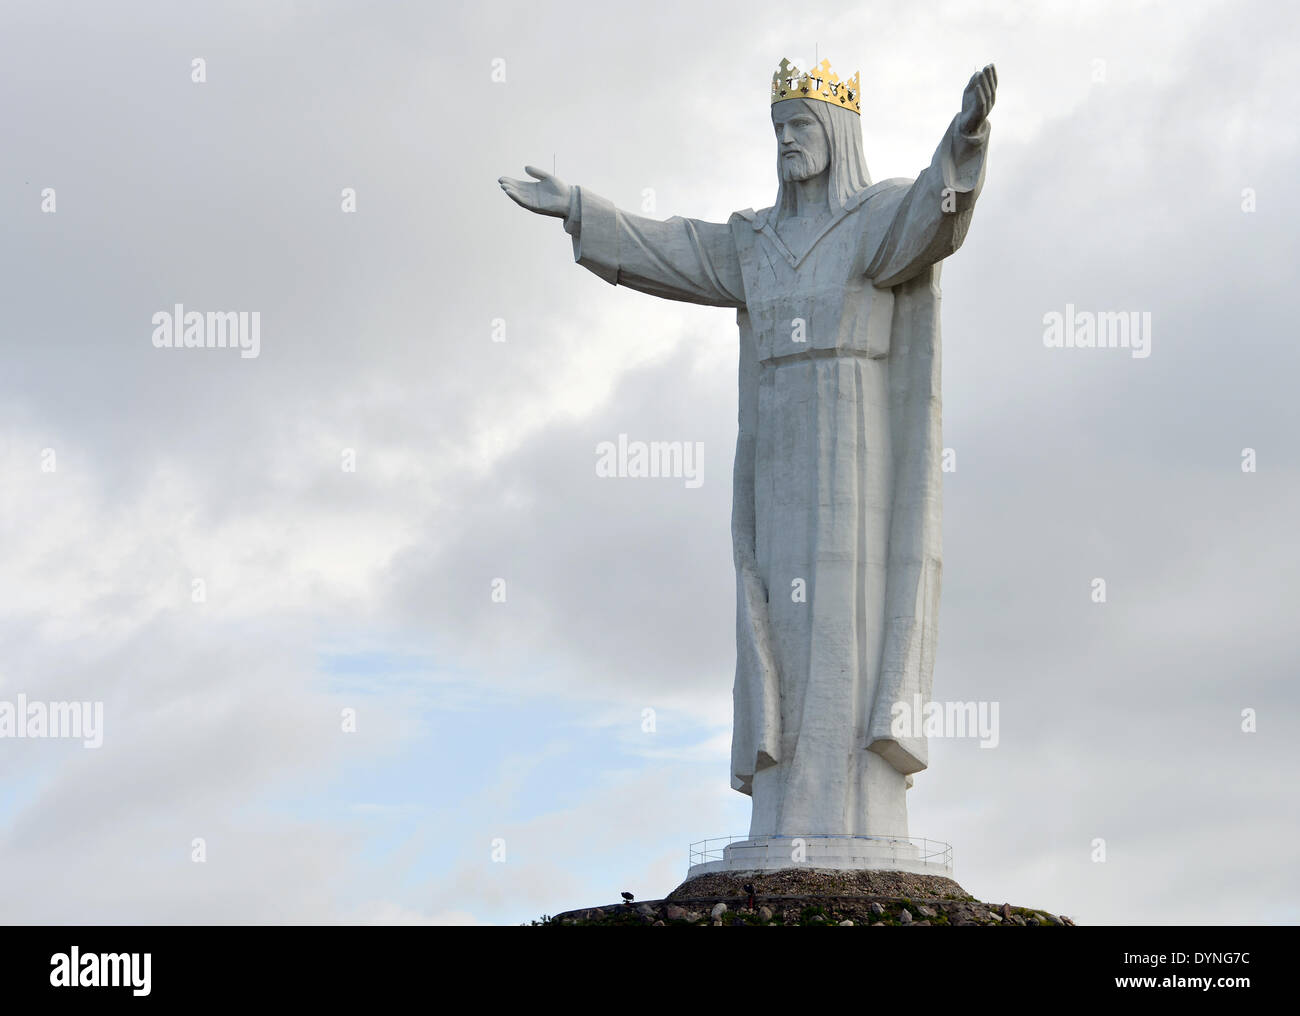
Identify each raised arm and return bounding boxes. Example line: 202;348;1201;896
499;166;745;308
865;64;997;289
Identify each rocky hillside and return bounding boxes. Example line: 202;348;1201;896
539;868;1076;927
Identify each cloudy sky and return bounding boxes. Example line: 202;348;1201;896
2;0;1297;925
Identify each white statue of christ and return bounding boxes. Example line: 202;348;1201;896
501;59;997;844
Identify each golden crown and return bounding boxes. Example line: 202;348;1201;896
771;57;860;114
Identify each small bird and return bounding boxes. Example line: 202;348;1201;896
621;891;634;905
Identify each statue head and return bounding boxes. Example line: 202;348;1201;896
773;99;831;183
770;98;872;219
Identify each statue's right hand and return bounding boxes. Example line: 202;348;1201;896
498;166;572;218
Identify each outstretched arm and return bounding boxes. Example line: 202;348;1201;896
865;64;997;289
500;166;745;308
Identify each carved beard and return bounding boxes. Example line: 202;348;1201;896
780;146;828;181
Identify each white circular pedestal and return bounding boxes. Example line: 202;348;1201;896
687;834;952;879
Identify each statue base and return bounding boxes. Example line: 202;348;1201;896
543;867;1078;926
687;834;952;879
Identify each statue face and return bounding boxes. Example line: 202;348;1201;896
772;100;830;182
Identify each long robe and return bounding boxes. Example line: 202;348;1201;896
563;114;989;837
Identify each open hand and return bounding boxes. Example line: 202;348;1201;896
959;64;997;134
498;165;571;218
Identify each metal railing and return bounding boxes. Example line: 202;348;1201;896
689;834;952;870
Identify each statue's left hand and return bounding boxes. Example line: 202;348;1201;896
959;64;997;134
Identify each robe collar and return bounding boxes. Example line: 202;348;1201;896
747;187;873;269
